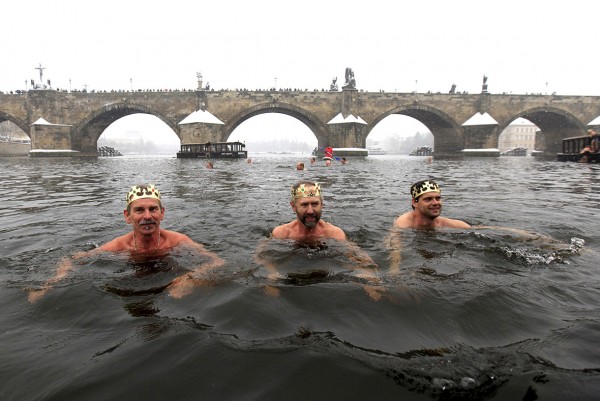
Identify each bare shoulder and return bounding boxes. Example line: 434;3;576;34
99;233;132;252
271;222;294;239
162;229;194;245
322;222;346;240
393;212;414;228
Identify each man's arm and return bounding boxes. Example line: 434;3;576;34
27;249;97;303
252;237;285;297
166;239;225;298
342;240;386;302
385;228;404;275
440;217;471;229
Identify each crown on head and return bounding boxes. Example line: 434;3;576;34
411;180;441;200
291;182;322;200
126;184;161;205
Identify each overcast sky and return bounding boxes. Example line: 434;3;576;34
2;0;595;145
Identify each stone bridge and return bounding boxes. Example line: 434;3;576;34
1;87;600;157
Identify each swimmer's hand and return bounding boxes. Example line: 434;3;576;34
27;258;75;304
27;285;50;304
167;275;197;299
263;285;281;298
363;285;385;302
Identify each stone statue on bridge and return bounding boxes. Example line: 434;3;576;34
482;75;488;93
330;77;339;91
343;68;356;90
449;84;456;94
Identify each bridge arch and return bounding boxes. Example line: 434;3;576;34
223;102;329;145
370;104;464;155
71;102;180;153
0;112;29;136
501;106;585;154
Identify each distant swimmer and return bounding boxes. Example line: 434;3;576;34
296;162;305;170
28;184;224;303
394;180;470;229
255;180;383;300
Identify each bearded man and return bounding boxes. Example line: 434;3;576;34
271;180;346;240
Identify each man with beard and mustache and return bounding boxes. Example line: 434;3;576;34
256;181;384;300
393;180;470;229
271;180;346;240
28;184;224;303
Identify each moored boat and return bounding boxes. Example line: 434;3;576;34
367;146;386;155
557;134;599;162
177;141;247;158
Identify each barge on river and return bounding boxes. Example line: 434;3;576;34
177;141;247;159
557;134;599;162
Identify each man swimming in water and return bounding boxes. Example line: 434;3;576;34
393;180;470;229
271;180;346;240
387;179;555;272
28;184;224;303
256;180;382;299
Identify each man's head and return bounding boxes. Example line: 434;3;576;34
410;180;442;217
125;184;164;231
290;181;323;228
296;162;305;170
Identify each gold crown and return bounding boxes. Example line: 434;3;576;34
291;182;322;200
411;180;441;199
126;184;161;205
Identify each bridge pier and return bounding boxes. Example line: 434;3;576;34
28;119;81;157
326;121;368;148
461;113;500;157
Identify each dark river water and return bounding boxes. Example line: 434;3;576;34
1;154;599;401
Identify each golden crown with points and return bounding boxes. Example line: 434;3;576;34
291;182;322;200
411;180;441;200
126;184;161;205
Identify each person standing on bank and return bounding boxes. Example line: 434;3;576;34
28;184;225;303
